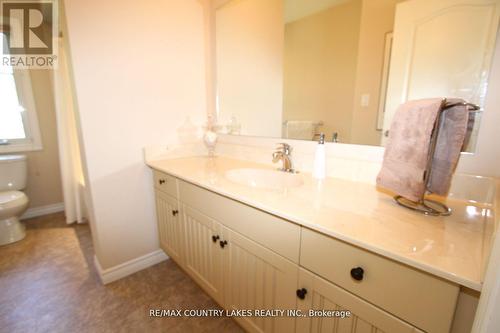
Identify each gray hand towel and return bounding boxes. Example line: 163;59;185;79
427;99;470;196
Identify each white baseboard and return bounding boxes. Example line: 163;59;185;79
94;250;169;285
21;202;65;220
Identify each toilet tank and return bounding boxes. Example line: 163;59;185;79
0;155;28;191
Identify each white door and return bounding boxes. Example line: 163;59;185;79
381;0;500;145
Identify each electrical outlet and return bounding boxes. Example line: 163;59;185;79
361;94;370;107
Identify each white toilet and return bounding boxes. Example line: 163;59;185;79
0;155;29;246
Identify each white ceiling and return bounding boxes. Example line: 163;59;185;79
284;0;350;23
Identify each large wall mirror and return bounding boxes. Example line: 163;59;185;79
215;0;500;147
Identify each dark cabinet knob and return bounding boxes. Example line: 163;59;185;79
212;235;220;243
219;240;228;248
350;267;364;281
296;288;307;300
171;210;179;216
159;179;166;185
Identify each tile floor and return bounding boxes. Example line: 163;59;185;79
0;212;243;333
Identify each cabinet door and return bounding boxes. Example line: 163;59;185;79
222;227;298;333
182;204;224;305
155;190;182;263
296;268;421;333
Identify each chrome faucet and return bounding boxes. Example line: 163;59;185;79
272;143;295;173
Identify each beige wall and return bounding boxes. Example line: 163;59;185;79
283;0;362;143
216;0;284;137
64;0;208;270
350;0;404;146
23;70;63;209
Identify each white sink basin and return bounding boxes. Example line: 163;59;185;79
225;168;303;190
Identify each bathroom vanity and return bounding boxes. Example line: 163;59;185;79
147;156;495;333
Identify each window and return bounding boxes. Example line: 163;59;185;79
0;32;42;152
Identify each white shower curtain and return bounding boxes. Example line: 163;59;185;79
53;38;87;224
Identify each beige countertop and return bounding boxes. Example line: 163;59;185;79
147;156;497;291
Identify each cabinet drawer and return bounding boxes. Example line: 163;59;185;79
153;170;178;198
296;268;422;333
300;228;459;333
179;180;301;263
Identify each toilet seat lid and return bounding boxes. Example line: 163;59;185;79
0;191;27;205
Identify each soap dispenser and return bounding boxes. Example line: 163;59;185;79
313;133;326;180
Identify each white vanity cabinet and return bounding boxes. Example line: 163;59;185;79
152;170;459;333
179;179;300;332
154;171;299;332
